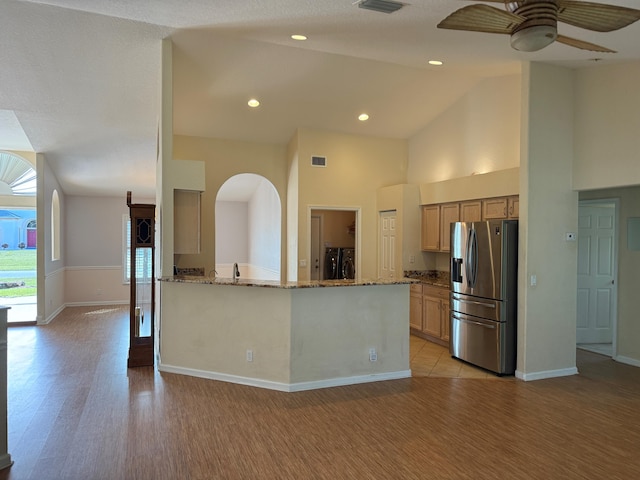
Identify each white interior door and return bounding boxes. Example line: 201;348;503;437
310;215;321;280
576;202;617;345
379;210;397;279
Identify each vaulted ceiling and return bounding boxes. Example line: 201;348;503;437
2;0;639;196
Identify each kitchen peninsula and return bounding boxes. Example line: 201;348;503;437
158;276;413;392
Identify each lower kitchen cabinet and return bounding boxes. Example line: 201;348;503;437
409;284;423;330
409;284;450;347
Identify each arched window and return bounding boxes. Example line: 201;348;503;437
0;151;36;195
51;189;60;261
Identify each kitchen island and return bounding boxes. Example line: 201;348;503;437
158;276;413;392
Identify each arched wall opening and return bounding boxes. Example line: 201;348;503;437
215;174;281;281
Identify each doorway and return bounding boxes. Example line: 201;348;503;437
576;200;618;357
309;208;357;281
0;152;38;324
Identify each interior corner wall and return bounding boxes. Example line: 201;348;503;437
39;153;65;324
407;73;521;184
295;128;407;281
248;179;281;275
517;63;578;380
573;61;640;190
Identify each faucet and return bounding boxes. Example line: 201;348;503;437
233;263;240;280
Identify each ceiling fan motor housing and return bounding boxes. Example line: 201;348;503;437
511;0;559;51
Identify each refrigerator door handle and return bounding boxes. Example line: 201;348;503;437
466;227;478;288
451;295;496;309
452;314;497;329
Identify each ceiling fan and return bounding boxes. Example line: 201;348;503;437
437;0;640;53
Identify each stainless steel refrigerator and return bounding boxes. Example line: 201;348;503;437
449;220;518;375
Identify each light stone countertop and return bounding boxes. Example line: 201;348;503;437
159;275;417;289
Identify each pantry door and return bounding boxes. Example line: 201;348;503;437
378;210;397;279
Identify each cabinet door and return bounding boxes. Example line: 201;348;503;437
460;201;482;222
422;295;442;338
439;203;460;253
410;293;423;330
508;196;519;219
482;197;508;220
421;205;440;251
441;300;450;343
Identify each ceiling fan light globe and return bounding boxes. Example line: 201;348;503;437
511;24;557;52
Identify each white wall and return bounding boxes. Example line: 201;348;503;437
573;61;640;190
215;201;248;264
408;74;521;184
248;178;280;275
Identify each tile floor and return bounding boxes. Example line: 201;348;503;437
410;334;503;379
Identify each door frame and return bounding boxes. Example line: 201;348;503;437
577;198;619;358
307;205;361;281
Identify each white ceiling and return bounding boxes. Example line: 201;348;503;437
2;0;640;197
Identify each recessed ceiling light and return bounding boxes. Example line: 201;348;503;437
291;34;307;41
358;113;369;122
428;60;443;66
248;98;260;108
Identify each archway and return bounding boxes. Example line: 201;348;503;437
215;174;281;281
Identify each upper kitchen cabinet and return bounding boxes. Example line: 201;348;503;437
482;196;519;220
439;203;460;253
174;189;201;254
460;201;482;222
508;196;519;218
482;197;508;219
421;205;440;251
421;203;460;253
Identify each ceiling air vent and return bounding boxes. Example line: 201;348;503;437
357;0;405;14
311;156;327;167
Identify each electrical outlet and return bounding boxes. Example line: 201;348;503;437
530;274;537;287
246;350;253;362
369;348;377;362
409;255;415;264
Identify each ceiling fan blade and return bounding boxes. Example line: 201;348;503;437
557;0;640;32
555;34;616;53
437;4;524;34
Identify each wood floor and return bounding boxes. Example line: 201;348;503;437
2;305;640;479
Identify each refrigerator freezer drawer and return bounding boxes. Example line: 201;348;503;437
450;313;515;375
451;292;504;322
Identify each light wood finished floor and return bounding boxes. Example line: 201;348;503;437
2;305;640;479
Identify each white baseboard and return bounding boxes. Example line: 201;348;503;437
614;355;640;368
39;303;65;325
158;362;412;392
515;366;578;381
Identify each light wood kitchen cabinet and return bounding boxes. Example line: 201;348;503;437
439;203;460;253
482;197;508;219
482;196;519;220
508;196;519;218
421;205;440;251
460;200;482;222
174;189;201;254
409;284;423;331
410;284;450;347
422;196;519;252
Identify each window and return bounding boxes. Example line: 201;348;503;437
122;214;153;283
